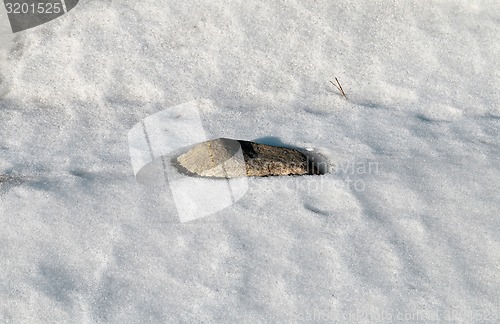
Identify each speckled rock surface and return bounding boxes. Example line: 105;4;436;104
175;138;316;178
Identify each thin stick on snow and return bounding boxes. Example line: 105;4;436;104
330;78;347;99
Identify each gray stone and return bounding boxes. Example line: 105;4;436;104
176;138;247;178
175;138;320;178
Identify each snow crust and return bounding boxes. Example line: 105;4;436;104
0;0;499;322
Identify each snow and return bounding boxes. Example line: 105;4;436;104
1;0;499;322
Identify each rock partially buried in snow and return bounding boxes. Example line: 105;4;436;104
176;138;246;178
175;138;321;178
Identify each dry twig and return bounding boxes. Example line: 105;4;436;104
330;78;347;99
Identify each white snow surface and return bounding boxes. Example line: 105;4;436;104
1;0;499;322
